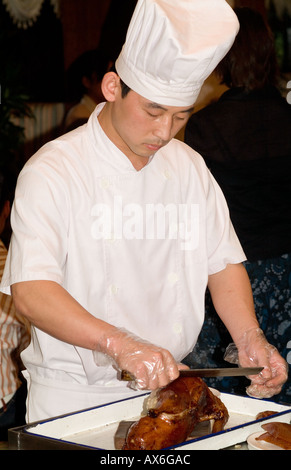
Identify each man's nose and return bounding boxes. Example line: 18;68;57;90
153;115;173;142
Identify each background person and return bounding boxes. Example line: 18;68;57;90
64;48;112;131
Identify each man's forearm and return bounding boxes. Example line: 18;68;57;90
11;280;116;351
11;280;181;389
208;263;259;344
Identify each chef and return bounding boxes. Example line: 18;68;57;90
1;0;288;422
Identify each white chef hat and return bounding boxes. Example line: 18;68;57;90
115;0;239;106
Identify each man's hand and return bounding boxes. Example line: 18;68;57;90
94;328;182;390
235;328;288;398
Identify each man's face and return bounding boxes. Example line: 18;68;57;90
102;81;194;165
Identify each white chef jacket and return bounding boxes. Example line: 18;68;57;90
1;103;246;421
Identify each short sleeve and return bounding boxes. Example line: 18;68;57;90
1;163;69;294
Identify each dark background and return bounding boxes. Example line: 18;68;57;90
0;0;137;102
1;0;290;103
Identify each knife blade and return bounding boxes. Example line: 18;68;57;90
120;367;263;381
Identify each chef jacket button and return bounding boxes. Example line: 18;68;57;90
162;168;171;180
105;233;118;244
99;177;111;189
168;272;179;285
109;284;119;295
172;322;182;334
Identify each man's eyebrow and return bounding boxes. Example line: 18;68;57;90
146;102;168;111
147;102;194;114
181;106;195;114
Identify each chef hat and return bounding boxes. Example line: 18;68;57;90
115;0;239;106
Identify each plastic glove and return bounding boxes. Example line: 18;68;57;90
224;328;288;399
93;328;180;390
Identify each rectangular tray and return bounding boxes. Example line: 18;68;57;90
9;390;291;450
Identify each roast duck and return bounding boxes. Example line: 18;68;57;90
123;376;229;450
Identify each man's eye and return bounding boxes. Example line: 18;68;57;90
147;112;159;118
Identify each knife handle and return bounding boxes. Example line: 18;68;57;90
120;369;188;381
120;370;136;381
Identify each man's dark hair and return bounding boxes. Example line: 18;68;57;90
120;79;131;98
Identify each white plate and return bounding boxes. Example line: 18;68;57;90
247;431;286;450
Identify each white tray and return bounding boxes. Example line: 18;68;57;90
25;390;291;450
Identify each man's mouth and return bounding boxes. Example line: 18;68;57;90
144;142;165;151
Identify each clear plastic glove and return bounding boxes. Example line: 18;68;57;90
224;328;288;399
93;328;181;390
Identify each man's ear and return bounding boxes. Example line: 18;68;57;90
101;72;120;102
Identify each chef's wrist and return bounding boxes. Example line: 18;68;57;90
95;325;121;356
231;322;261;346
236;327;266;348
96;326;141;361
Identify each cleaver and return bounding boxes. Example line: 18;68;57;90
120;367;263;381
